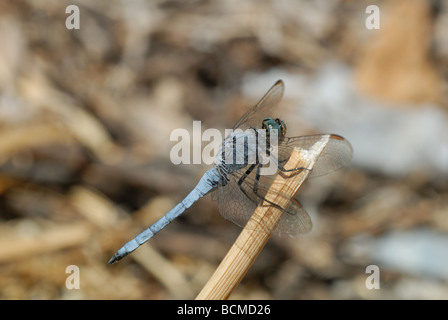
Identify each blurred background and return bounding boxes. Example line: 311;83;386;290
1;0;448;299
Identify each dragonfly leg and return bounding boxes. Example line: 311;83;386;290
277;160;311;173
237;163;276;208
253;164;288;210
237;163;287;214
237;163;257;202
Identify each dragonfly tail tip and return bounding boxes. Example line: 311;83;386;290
107;254;121;265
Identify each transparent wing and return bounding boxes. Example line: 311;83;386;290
278;134;353;178
232;80;284;131
217;165;312;235
216;134;352;235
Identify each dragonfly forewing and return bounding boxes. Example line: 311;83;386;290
279;134;353;178
232;80;284;131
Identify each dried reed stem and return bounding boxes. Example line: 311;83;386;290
196;135;331;300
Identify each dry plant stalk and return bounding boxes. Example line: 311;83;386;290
196;135;331;300
0;222;92;263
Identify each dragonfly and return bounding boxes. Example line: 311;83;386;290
108;80;352;264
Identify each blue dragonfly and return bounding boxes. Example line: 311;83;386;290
108;80;352;264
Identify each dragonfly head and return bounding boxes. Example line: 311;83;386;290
262;118;286;141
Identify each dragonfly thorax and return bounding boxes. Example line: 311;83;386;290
215;118;286;177
216;130;258;172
